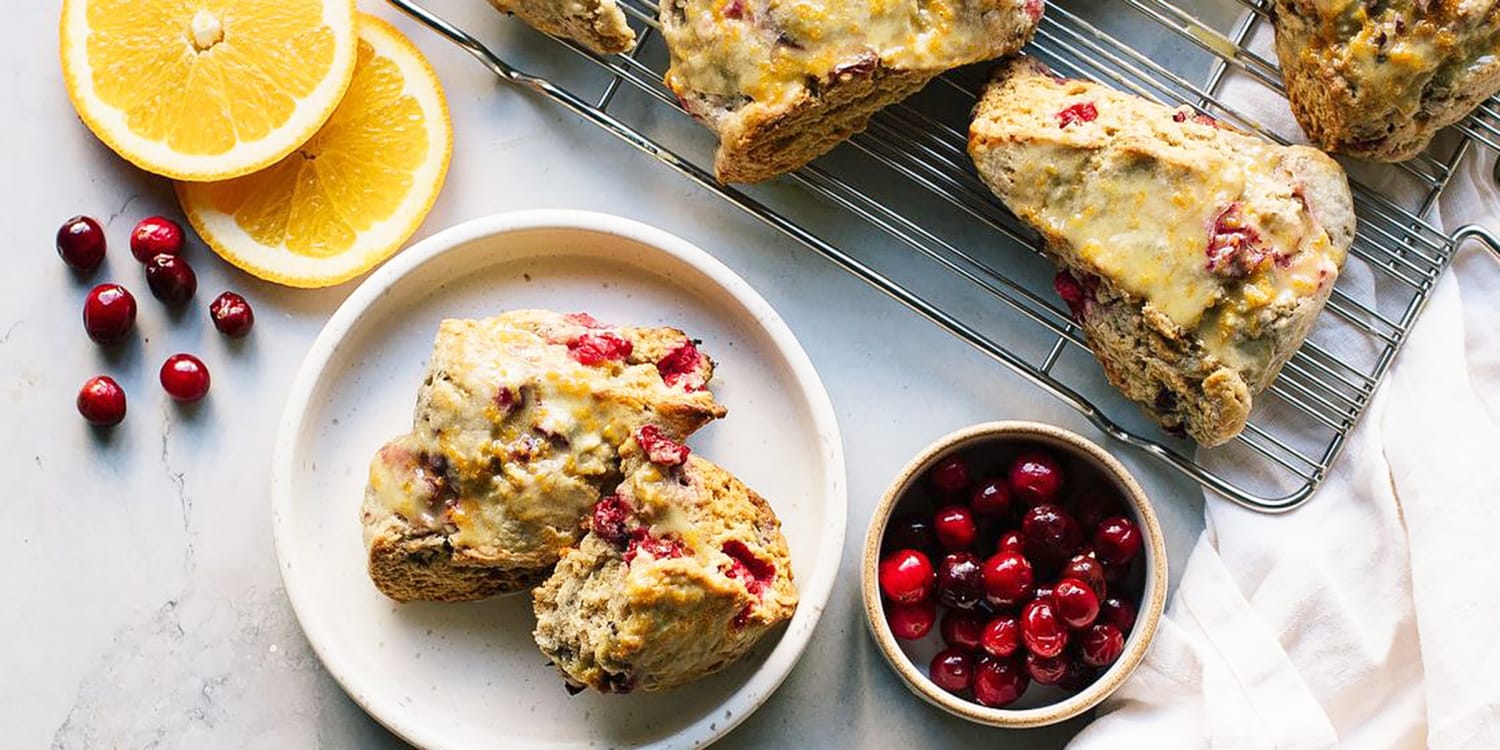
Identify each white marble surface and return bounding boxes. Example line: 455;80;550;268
2;1;1205;746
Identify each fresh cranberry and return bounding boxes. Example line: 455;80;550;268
76;376;126;426
1099;595;1138;633
144;254;196;306
129;216;184;262
1056;101;1099;128
878;549;935;604
567;332;633;365
1058;658;1097;690
941;610;986;650
1094;515;1142;566
1022;504;1082;564
160;353;210;402
209;291;254;337
1052;578;1100;630
929;648;975;694
929;455;971;495
1009;451;1064;506
995;530;1026;556
82;283;136;344
969;478;1012;518
1079;623;1125;667
590;494;632;548
934;504;978;551
884;514;936;553
937;552;985;609
1059;553;1107;598
57;215;106;272
980;551;1034;607
1021;599;1069;658
1026;652;1069;686
980;615;1022;658
635;424;690;466
972;657;1029;708
656;340;706;390
1072;491;1120;532
886;599;936;640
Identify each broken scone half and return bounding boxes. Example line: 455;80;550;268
969;58;1356;446
485;0;636;55
362;309;725;602
532;427;797;693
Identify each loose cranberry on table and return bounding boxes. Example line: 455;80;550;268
129;216;184;262
209;291;255;337
941;610;986;650
1020;599;1069;658
76;375;126;426
886;599;936;640
1099;595;1137;633
82;283;136;344
969;478;1012;518
1094;515;1143;566
1079;623;1125;667
1026;651;1070;686
937;552;985;609
160;353;211;402
980;614;1022;658
1052;578;1101;630
884;514;936;553
1059;553;1108;599
934;504;977;551
1009;450;1064;506
972;656;1030;708
878;549;935;604
980;551;1033;607
929;647;975;694
144;254;196;306
995;530;1026;556
928;454;970;495
56;215;106;272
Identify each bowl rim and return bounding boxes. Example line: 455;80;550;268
860;420;1167;728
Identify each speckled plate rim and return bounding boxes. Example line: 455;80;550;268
270;209;847;750
860;421;1167;728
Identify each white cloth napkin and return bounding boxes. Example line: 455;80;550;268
1068;22;1500;750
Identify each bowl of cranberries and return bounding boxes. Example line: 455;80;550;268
861;421;1166;727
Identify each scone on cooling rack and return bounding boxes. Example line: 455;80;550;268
532;427;797;693
1270;0;1500;161
362;310;725;602
484;0;636;55
660;0;1043;183
968;57;1356;446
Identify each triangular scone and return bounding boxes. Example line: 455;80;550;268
969;58;1356;446
1270;1;1500;161
362;310;725;602
661;0;1043;183
486;0;636;55
532;427;797;693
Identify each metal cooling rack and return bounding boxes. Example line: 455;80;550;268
389;0;1500;512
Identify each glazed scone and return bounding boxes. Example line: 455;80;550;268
532;428;797;693
969;58;1356;446
485;0;636;55
362;310;726;602
661;0;1043;182
1271;0;1500;161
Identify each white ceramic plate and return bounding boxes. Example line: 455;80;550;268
271;211;846;749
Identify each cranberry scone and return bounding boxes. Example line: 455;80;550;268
1270;0;1500;161
532;428;797;693
661;0;1044;183
485;0;636;55
362;310;725;602
969;58;1356;446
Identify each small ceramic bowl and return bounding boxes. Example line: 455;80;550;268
861;421;1167;728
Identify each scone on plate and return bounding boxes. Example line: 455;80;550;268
1270;0;1500;161
485;0;636;55
362;310;726;602
969;58;1356;446
532;427;797;693
661;0;1043;183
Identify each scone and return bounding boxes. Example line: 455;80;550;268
1270;0;1500;161
362;310;726;602
485;0;636;55
661;0;1043;182
969;58;1356;446
532;427;797;693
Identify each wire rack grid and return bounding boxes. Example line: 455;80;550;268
388;0;1500;512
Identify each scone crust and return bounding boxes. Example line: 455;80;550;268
486;0;636;55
